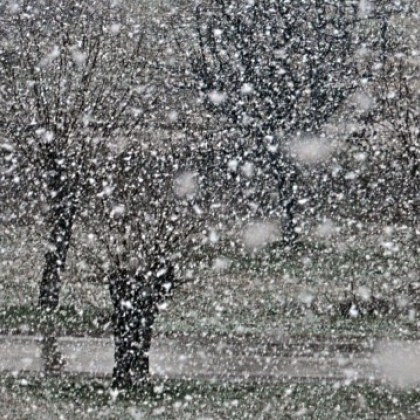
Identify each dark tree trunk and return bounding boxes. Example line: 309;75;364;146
40;331;65;375
109;264;174;390
38;198;75;374
39;198;76;311
282;197;297;246
263;138;298;247
112;305;154;390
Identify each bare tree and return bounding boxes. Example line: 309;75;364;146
188;0;362;242
335;0;419;223
0;0;160;313
89;142;202;389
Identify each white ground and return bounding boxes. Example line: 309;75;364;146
2;334;417;384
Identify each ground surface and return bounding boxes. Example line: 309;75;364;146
1;334;420;386
1;377;419;419
0;334;419;419
1;222;418;417
0;334;377;380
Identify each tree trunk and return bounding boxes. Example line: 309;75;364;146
282;197;298;247
38;202;75;375
109;264;174;390
109;275;156;390
261;134;298;247
39;200;76;311
40;331;66;375
112;310;154;390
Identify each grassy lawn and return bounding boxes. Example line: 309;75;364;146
1;302;418;342
0;305;113;337
1;223;417;338
1;374;419;419
0;222;418;418
1;227;418;339
1;243;418;340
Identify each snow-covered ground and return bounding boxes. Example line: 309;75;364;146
3;334;417;385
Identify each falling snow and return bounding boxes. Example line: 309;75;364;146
0;0;418;418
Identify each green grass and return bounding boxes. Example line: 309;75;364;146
152;235;418;339
0;305;113;336
0;226;419;418
1;374;419;419
1;303;417;345
1;227;417;341
157;311;418;342
228;237;417;282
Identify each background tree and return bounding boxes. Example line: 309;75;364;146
329;0;419;224
359;0;418;223
188;0;362;243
